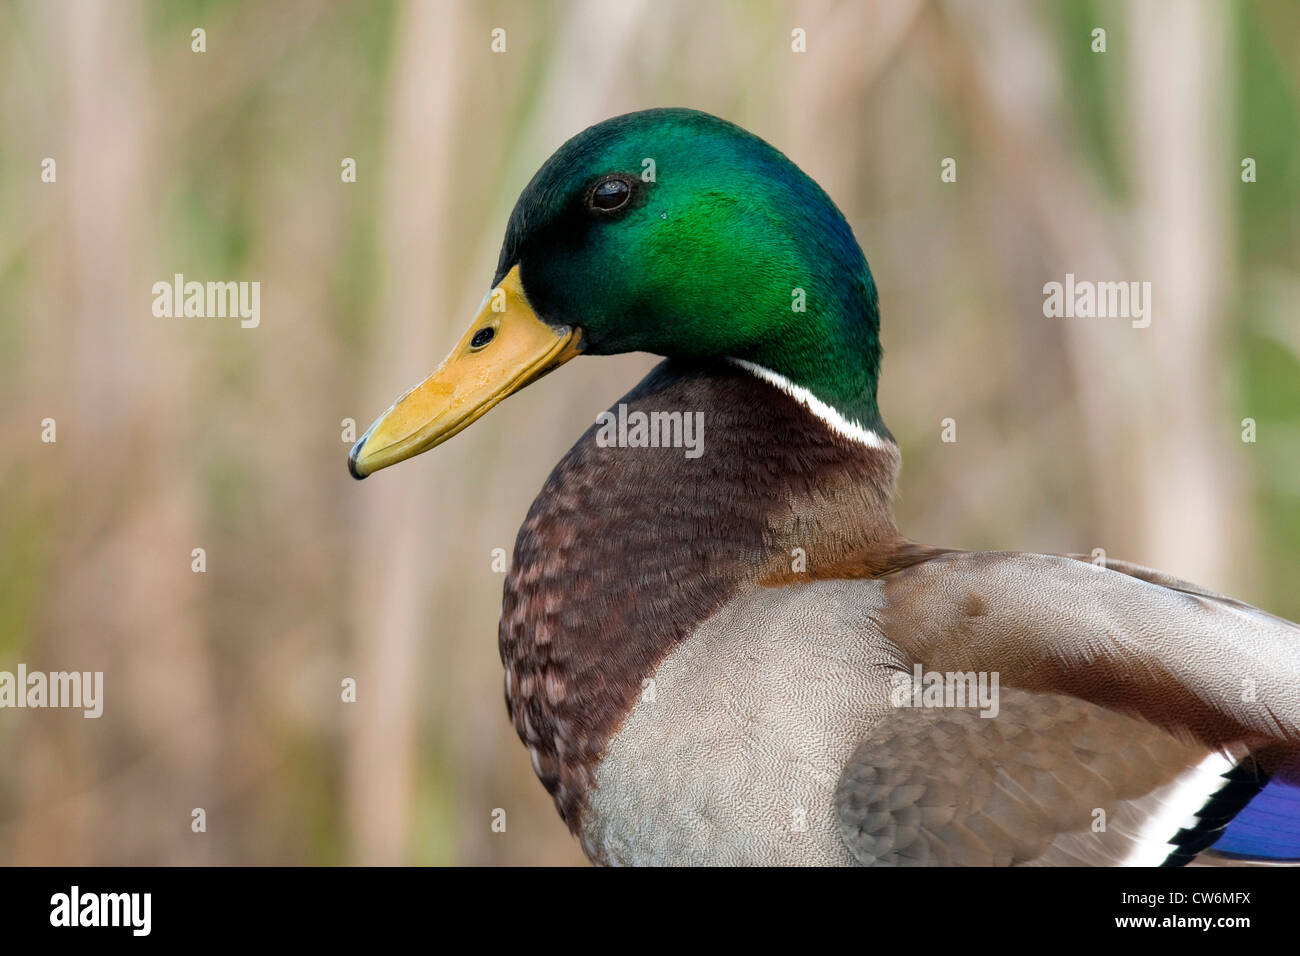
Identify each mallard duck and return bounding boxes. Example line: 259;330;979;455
349;108;1300;866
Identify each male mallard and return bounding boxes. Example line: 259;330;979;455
350;109;1300;866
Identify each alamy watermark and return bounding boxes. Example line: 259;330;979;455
152;273;260;328
890;664;1000;718
595;404;704;459
1043;273;1151;329
50;886;150;936
0;665;103;718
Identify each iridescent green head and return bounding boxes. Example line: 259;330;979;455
350;108;885;479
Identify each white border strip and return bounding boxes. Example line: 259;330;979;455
729;358;890;450
1122;751;1237;867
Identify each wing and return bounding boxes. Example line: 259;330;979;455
834;685;1256;865
835;550;1300;866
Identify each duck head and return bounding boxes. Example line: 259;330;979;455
349;107;885;479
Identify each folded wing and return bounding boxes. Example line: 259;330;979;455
835;551;1300;865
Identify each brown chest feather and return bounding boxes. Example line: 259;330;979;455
499;359;904;829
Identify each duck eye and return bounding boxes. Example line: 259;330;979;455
470;327;495;349
589;177;632;212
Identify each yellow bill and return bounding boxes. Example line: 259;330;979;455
349;265;582;479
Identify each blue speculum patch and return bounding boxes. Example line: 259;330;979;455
1212;779;1300;860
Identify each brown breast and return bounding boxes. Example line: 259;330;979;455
499;357;905;830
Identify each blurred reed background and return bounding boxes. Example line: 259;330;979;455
0;0;1297;865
